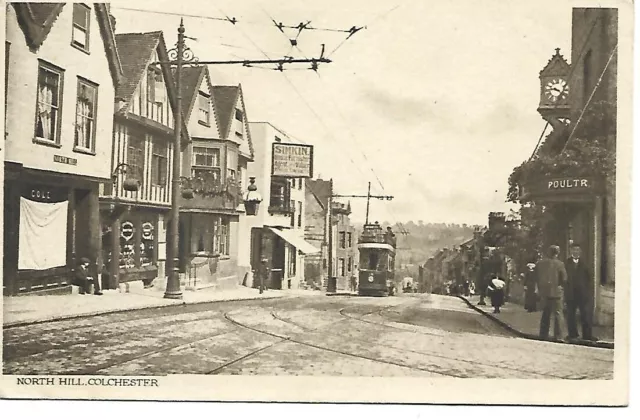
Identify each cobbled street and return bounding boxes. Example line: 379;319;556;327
3;294;613;378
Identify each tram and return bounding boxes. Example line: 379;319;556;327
357;223;397;296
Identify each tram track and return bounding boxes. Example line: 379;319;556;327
340;298;611;365
3;309;239;362
217;305;466;378
272;308;569;379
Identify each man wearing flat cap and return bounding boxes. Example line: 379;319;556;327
535;245;566;341
74;257;103;296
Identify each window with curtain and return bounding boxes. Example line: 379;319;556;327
35;63;62;143
151;140;168;186
127;135;145;187
74;78;97;151
72;3;90;51
198;92;210;125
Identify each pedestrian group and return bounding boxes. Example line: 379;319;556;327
487;243;597;343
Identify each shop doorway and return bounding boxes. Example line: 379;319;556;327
271;235;285;290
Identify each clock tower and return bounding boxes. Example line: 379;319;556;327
538;48;571;129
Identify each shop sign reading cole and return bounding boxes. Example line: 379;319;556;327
272;143;313;178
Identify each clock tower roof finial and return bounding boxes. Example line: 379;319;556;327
539;48;570;77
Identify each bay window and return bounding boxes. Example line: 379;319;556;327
193;147;220;181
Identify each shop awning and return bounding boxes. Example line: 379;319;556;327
268;227;320;254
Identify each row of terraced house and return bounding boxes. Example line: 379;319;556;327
3;3;330;296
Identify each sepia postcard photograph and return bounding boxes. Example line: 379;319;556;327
0;0;634;406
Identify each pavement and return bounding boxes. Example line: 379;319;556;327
2;286;323;328
458;294;614;349
3;293;614;379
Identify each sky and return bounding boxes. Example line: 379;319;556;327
111;0;574;225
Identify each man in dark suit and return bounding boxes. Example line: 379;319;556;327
535;245;567;341
565;243;596;341
74;257;103;295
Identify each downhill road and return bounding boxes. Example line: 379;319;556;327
3;294;613;378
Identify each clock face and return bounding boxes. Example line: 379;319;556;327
544;78;569;102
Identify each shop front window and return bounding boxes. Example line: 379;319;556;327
191;215;230;256
215;217;230;256
140;218;155;267
119;219;136;269
118;213;158;270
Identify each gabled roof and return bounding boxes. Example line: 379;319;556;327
306;178;332;211
540;48;571;77
212;85;240;139
114;31;189;143
180;66;206;118
11;3;123;86
211;84;254;158
180;65;221;138
114;31;163;105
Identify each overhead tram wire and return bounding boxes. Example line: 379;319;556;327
222;11;371;182
559;43;618;155
111;6;237;23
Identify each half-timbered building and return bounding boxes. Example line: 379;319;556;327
99;30;189;289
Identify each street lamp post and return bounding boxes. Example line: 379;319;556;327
158;20;331;299
164;20;186;299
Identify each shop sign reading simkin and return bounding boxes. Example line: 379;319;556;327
272;143;313;178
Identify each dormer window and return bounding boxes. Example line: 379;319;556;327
72;4;90;52
235;109;243;121
198;91;210;126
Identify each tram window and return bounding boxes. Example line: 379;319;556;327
368;252;379;270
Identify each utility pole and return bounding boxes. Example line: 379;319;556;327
327;182;393;291
158;20;332;299
327;179;334;291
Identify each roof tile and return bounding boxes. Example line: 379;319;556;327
114;31;162;105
